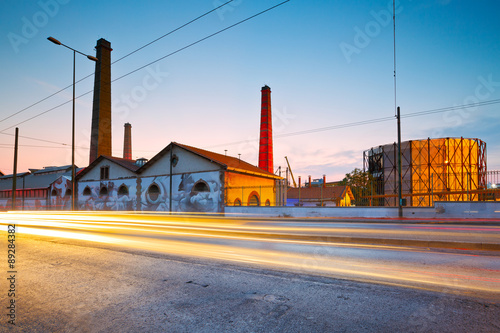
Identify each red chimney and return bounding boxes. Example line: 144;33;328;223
123;123;132;160
308;175;312;188
298;176;301;188
323;175;326;188
258;85;273;173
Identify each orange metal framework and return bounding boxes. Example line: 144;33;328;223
364;138;487;207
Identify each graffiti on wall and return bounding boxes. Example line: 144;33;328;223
78;178;137;211
140;171;222;212
50;176;72;210
78;171;222;213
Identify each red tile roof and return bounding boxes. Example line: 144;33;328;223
287;186;353;201
101;156;141;172
176;143;281;179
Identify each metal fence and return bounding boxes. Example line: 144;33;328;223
356;170;500;207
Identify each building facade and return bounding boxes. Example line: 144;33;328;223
77;142;284;212
286;186;354;207
0;166;76;211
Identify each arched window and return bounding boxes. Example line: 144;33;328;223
193;181;209;193
147;184;160;202
265;199;271;206
171;154;179;167
65;189;72;197
248;192;260;206
234;198;242;206
51;189;57;197
83;187;91;196
99;187;108;196
118;185;129;197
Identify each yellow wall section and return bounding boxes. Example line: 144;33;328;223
225;172;276;206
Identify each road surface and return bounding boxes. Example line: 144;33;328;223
1;232;499;332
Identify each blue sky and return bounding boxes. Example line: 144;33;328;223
1;0;499;182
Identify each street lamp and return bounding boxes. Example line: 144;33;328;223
47;36;98;211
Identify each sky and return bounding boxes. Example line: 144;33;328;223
1;0;499;182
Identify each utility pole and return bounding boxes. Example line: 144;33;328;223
11;128;19;210
397;107;403;218
169;145;173;213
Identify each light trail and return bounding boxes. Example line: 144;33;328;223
1;211;500;300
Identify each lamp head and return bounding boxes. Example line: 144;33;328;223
47;36;61;45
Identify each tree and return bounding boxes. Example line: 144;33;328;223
341;168;376;206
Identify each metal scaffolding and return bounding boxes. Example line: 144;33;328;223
364;138;487;207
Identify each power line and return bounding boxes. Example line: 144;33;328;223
401;99;500;118
112;0;236;64
111;0;291;82
2;96;499;152
206;99;500;149
0;1;236;127
0;91;93;133
0;144;71;149
0;1;290;134
2;95;499;152
276;116;394;138
0;131;89;149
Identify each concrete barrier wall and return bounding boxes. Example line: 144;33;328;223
225;201;500;219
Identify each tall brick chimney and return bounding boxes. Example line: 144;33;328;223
258;85;273;173
89;38;112;164
123;123;132;160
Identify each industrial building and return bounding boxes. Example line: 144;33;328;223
2;36;285;212
287;185;354;207
364;137;487;207
0;165;79;210
76;142;284;212
75;80;285;212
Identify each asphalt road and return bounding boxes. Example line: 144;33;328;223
1;211;499;300
1;232;499;332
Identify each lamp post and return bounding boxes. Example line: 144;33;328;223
47;37;98;210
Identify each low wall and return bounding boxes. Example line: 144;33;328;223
225;201;500;219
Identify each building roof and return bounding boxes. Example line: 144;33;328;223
287;186;354;201
76;155;140;180
31;165;72;175
138;142;281;179
101;156;141;172
0;166;82;191
75;143;281;180
176;143;281;179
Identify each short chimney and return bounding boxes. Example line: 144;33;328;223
123;123;132;160
323;175;326;188
308;175;312;188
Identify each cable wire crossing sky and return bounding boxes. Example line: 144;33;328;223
0;0;499;181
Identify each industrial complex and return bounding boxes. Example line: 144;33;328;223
1;38;498;213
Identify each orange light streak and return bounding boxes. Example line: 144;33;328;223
1;211;500;299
